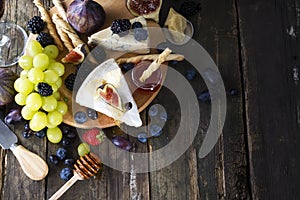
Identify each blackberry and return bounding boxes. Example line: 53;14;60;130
179;1;201;17
111;19;131;36
132;22;143;29
37;82;53;96
64;73;76;91
27;16;45;34
134;28;148;41
36;32;54;47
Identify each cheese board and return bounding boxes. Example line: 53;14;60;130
44;0;168;129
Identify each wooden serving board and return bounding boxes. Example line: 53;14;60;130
50;0;167;129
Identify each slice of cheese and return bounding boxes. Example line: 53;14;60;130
75;58;142;127
164;8;187;43
88;16;150;54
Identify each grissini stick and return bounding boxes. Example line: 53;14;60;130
33;0;64;51
116;53;184;65
139;48;172;82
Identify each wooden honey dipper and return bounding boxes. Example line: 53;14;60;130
49;153;102;200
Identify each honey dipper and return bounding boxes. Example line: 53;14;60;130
49;153;102;200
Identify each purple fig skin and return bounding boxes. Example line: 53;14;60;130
67;0;106;34
0;68;17;106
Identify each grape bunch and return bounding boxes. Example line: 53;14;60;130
14;40;68;143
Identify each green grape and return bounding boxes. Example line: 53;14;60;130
28;68;44;84
33;53;49;70
47;123;56;128
42;95;57;112
47;110;63;126
21;105;36;120
56;101;68;115
14;77;33;95
77;143;90;157
51;84;58;93
26;40;43;57
30;111;47;131
18;55;33;70
26;92;42;111
15;93;28;106
55;77;62;88
43;45;59;59
44;70;58;84
47;127;63;143
20;70;29;78
47;62;65;77
53;91;60;100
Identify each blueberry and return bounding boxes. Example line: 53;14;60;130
186;69;196;80
148;105;158;117
124;102;132;111
64;158;75;166
132;22;143;29
62;138;71;146
203;69;221;86
150;124;162;137
66;131;76;139
159;111;168;122
86;108;98;120
122;63;135;72
198;90;211;102
60;168;73;181
74;111;87;124
22;130;32;138
35;128;46;138
156;42;170;53
60;124;70;135
49;155;59;165
24;122;30;131
170;60;178;65
229;88;238;96
137;132;148;143
56;147;67;160
134;28;148;41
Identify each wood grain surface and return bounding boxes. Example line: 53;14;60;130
1;0;299;199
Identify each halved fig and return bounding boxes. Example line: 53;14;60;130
97;83;123;111
126;0;162;23
61;44;85;65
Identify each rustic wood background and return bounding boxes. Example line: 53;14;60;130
1;0;300;199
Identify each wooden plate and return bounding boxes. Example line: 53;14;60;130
48;0;167;129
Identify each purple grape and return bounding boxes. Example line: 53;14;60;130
111;136;132;151
5;108;22;124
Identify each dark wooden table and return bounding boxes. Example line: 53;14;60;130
1;0;300;199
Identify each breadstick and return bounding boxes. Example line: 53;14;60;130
116;54;184;65
52;0;67;21
139;48;172;82
52;14;73;51
52;13;84;48
33;0;64;51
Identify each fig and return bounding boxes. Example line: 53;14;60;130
61;44;85;64
0;68;17;106
67;0;106;34
126;0;162;23
97;83;123;111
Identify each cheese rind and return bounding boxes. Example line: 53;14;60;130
88;16;150;54
75;58;142;127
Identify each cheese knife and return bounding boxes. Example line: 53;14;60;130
0;120;48;180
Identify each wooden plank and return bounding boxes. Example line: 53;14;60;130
190;0;251;199
0;0;47;199
237;0;300;199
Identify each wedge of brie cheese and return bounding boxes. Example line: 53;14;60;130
75;58;142;127
88;16;150;54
